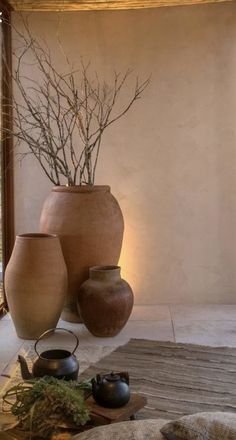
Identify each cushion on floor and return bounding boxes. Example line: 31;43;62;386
72;419;169;439
160;412;236;440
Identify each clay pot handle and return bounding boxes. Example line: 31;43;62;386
34;328;79;358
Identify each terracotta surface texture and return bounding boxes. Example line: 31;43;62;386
39;186;124;322
77;266;134;337
4;234;67;339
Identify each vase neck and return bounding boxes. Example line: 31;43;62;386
89;266;121;282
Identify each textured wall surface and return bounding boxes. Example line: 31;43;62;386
9;0;235;11
13;2;236;304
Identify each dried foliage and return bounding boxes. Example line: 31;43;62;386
2;376;92;439
3;22;149;186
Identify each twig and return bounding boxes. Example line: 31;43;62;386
2;19;150;185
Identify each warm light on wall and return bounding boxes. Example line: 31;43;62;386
13;2;236;305
118;225;140;299
8;0;235;11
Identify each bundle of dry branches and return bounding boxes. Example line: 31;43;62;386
3;22;149;186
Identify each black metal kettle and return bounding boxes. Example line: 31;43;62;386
18;328;79;381
91;371;130;408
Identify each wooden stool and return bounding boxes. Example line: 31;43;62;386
86;393;147;426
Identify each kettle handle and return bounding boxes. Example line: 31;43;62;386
34;328;79;358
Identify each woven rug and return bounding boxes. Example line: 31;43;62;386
80;338;236;420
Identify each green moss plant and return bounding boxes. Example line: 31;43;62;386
2;376;91;439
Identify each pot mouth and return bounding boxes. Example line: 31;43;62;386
39;349;72;360
89;265;121;281
52;185;110;193
90;265;120;272
18;233;58;239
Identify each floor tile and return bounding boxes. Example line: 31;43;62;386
174;320;236;346
130;305;171;321
170;304;236;322
28;319;175;349
57;320;125;347
0;321;24;356
0;321;24;363
21;320;123;349
0;312;11;322
118;320;174;342
3;306;236;378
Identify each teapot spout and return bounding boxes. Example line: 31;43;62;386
18;355;33;380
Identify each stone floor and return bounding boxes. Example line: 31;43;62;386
1;304;236;383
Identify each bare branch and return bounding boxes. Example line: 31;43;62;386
3;19;149;185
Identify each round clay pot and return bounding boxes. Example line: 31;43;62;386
39;186;124;323
77;265;134;337
5;233;67;339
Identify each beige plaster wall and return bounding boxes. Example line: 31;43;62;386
13;2;236;304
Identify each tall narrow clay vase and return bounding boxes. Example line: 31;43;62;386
77;265;134;337
5;233;67;339
39;186;124;323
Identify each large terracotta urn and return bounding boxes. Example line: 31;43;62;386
77;265;134;337
5;233;67;340
39;186;124;322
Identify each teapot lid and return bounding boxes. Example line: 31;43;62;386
105;372;121;382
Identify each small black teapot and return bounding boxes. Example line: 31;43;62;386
18;328;79;381
91;371;130;408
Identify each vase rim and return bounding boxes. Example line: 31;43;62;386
90;265;120;272
52;185;110;193
17;233;58;239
